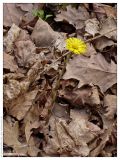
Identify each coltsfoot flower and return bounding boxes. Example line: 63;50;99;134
66;37;87;54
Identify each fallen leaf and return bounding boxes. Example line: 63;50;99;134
27;136;40;156
103;94;117;119
58;85;100;107
16;3;33;12
7;90;38;120
55;5;90;30
3;3;26;26
4;119;21;147
4;24;21;53
85;18;100;36
14;40;37;68
4;53;18;72
3;3;41;27
93;4;117;20
63;53;116;92
94;36;114;51
31;19;61;47
42;109;101;156
100;17;117;41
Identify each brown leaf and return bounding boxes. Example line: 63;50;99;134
3;119;21;147
63;53;116;92
58;85;100;107
31;19;62;47
103;94;117;119
25;120;40;143
7;90;38;120
16;3;33;12
93;4;117;21
3;3;26;26
85;18;100;36
14;40;37;68
3;3;40;27
42;109;101;156
4;24;21;53
94;36;115;51
100;17;117;41
55;5;90;30
4;53;18;72
27;136;40;156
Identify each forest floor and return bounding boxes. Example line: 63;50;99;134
3;3;117;157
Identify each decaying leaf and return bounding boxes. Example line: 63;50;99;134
93;3;117;20
4;24;21;53
94;36;115;51
85;18;100;36
31;18;62;47
4;53;18;72
7;90;38;120
42;109;101;156
103;94;117;119
100;17;117;41
63;53;116;92
55;5;90;30
3;3;26;26
58;85;100;107
14;40;37;68
4;119;21;147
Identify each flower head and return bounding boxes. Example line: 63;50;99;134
66;37;87;54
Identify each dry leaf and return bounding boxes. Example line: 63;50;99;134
7;90;38;120
59;85;100;107
4;119;21;147
4;53;18;72
27;136;40;156
85;18;100;36
100;17;117;41
42;109;101;156
31;19;61;47
94;36;114;51
93;4;117;20
63;53;116;92
15;40;37;68
55;5;90;30
103;94;117;119
4;24;21;53
3;3;25;26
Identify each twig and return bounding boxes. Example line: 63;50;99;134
85;28;117;43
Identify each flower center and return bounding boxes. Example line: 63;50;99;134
72;43;78;49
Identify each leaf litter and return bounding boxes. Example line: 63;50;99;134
3;3;117;157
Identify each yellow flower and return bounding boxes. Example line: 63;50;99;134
66;37;87;54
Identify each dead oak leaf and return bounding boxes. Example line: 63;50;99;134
63;53;116;92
